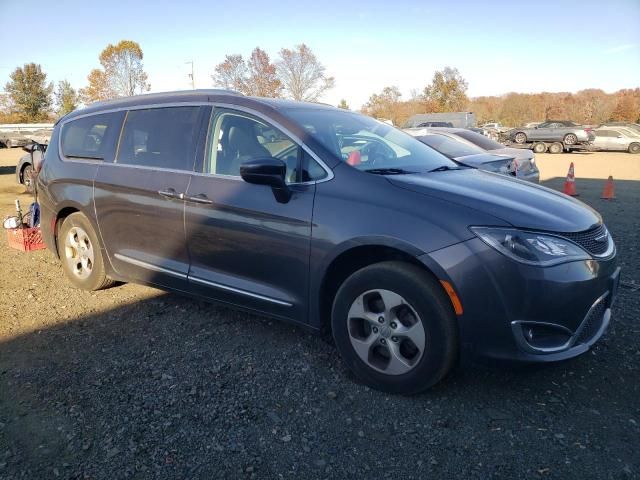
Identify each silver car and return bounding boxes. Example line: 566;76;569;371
405;127;540;183
509;120;594;146
592;127;640;154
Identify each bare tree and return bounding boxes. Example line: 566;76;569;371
212;54;248;93
276;44;334;102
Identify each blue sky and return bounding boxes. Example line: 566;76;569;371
0;0;638;108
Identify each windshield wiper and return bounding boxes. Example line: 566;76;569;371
428;165;465;173
364;168;416;175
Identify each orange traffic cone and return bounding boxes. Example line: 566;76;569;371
563;162;578;196
601;176;615;199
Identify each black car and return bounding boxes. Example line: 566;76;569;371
37;90;620;393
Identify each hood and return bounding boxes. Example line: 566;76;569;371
389;169;601;232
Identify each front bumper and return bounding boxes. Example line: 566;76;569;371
421;237;619;364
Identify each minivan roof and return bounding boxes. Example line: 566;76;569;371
64;89;339;122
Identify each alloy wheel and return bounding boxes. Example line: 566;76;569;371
64;226;95;280
347;289;426;375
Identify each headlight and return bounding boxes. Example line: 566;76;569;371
471;227;590;266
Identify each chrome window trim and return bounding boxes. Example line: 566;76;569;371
189;276;293;307
57;101;335;185
58;102;206;165
114;253;187;279
206;102;334;185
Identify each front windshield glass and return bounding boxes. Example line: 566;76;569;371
417;134;485;158
282;108;457;173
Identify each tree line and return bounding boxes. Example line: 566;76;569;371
362;67;640;127
2;40;638;128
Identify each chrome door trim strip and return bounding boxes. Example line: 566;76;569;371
114;253;187;279
189;275;293;307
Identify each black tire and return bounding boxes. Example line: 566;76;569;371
628;143;640;154
57;212;116;291
513;132;527;144
22;164;35;194
331;261;458;394
532;142;547;153
548;142;563;154
563;133;578;145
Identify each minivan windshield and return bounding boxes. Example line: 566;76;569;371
282;108;458;174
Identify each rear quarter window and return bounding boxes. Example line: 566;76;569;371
61;112;124;160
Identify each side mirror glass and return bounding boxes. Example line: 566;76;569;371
240;157;291;203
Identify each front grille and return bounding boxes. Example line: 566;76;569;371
576;298;606;344
561;224;610;256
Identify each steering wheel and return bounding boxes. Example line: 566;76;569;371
363;142;396;166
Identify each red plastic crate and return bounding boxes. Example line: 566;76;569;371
6;227;46;252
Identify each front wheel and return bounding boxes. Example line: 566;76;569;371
331;261;458;394
513;132;527;144
5;140;12;149
628;143;640;154
532;142;547;153
564;133;578;145
57;212;115;291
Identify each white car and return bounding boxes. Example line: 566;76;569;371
592;127;640;153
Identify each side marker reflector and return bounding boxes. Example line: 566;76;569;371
440;280;463;315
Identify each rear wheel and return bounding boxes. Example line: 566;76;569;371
564;133;578;145
514;132;527;144
548;142;563;154
5;139;12;149
331;261;458;394
57;212;115;291
22;164;35;194
628;143;640;154
532;142;547;153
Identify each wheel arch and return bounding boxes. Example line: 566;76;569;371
316;241;444;334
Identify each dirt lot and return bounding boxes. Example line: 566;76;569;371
0;147;638;479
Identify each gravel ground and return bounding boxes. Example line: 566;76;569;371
0;148;638;479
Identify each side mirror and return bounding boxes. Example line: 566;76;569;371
240;157;291;203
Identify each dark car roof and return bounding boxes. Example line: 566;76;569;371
62;90;338;123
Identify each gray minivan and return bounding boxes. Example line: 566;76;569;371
37;90;620;393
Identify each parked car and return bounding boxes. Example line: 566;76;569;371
592;127;640;153
405;127;540;183
405;112;476;128
415;121;454;128
16;142;46;193
509;120;594;145
37;90;619;394
598;122;640;135
0;130;30;148
24;128;53;145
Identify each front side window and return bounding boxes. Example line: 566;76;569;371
282;108;456;174
206;109;326;183
61;112;123;160
117;106;200;171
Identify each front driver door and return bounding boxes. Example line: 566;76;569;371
184;107;326;321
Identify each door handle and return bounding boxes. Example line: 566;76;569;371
158;188;184;200
185;193;214;205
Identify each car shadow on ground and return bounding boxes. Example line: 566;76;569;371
0;176;637;478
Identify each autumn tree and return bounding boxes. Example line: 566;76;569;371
212;54;248;93
611;91;639;122
423;67;469;112
276;44;334;102
55;80;79;117
81;40;150;103
4;63;53;122
338;99;350;109
363;86;402;122
247;48;281;97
